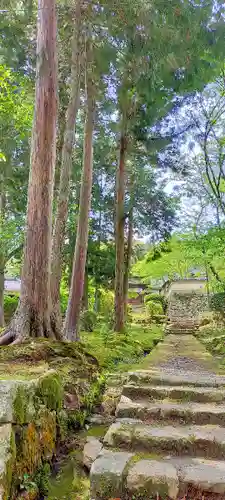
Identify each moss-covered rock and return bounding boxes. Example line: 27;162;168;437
0;339;101;499
13;383;36;425
36;371;63;412
0;424;15;500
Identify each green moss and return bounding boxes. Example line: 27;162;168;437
0;338;96;363
48;456;89;500
0;339;102;499
13;386;29;424
0;362;47;381
81;324;163;372
57;410;68;442
129;452;164;465
36;371;63;412
81;374;105;413
86;425;109;438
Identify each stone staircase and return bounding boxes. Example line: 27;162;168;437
165;318;200;336
90;334;225;499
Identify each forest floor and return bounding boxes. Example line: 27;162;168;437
47;315;164;500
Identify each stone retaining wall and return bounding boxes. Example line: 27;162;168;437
168;291;209;321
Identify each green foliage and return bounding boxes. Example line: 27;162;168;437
134;235;196;281
128;291;139;299
37;373;63;412
35;463;51;497
146;300;164;318
99;289;114;325
81;323;163;370
60;278;69;315
145;293;167;314
80;310;97;332
210;293;225;317
4;294;19;323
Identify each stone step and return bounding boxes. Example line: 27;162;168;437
90;449;225;499
116;395;225;426
123;383;225;403
128;369;225;387
165;324;198;330
165;329;197;335
0;423;13;499
104;421;225;459
167;320;200;327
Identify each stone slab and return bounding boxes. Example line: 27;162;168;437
104;421;225;459
126;459;179;499
90;449;133;499
123;383;225;403
128;369;225;387
116;396;225;425
83;437;103;471
178;457;225;494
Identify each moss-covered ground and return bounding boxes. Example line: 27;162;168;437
81;322;163;372
47;451;90;500
195;325;225;374
0;312;164;500
46;320;164;500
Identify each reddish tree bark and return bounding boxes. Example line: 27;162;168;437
0;267;4;329
64;36;96;341
0;187;5;328
82;270;89;311
114;128;127;332
124;207;133;320
51;0;83;325
0;0;59;344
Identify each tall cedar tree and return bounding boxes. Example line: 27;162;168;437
0;0;59;344
64;32;96;341
0;189;5;327
124;174;134;320
51;0;83;325
114;119;128;332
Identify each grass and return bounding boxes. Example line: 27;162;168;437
196;325;225;373
80;321;164;372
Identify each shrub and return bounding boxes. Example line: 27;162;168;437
210;293;225;312
99;289;114;326
4;294;19;323
144;293;167;313
99;290;114;314
146;300;163;317
60;279;69;315
151;314;166;324
80;310;97;332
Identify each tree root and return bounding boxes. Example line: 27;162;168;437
0;329;15;346
0;301;64;345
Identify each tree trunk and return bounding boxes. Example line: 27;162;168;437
114;128;127;332
64;36;96;341
0;267;4;328
0;0;58;345
51;0;83;325
94;207;102;313
0;178;5;328
124;207;133;320
82;270;89;310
